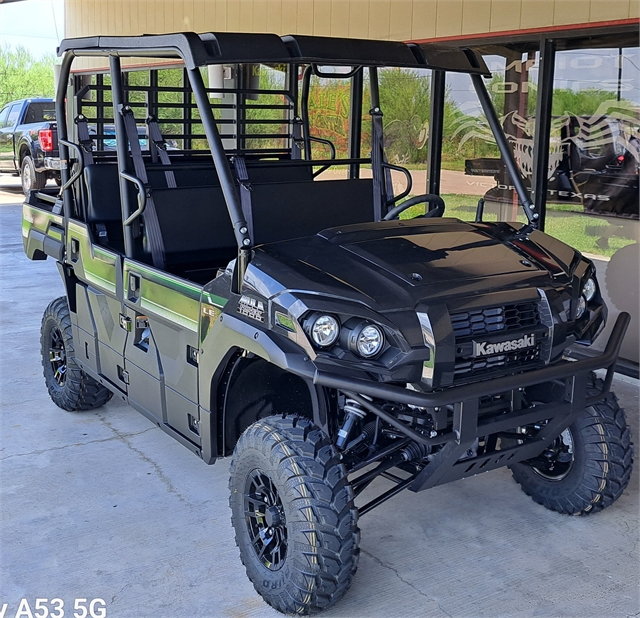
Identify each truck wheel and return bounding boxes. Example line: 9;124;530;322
21;156;47;194
41;297;113;411
229;415;359;615
511;374;633;515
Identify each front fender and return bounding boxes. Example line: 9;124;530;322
198;312;324;464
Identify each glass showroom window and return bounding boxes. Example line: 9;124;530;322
548;43;639;362
443;45;539;223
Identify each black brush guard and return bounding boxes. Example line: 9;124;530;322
312;312;630;514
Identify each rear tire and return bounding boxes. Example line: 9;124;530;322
229;415;359;615
21;155;47;194
511;374;633;515
41;297;113;411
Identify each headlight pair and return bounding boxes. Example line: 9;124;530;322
576;277;597;319
306;313;385;358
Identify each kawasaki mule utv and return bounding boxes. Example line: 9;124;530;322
23;32;633;615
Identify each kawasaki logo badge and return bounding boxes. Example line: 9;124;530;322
474;334;535;357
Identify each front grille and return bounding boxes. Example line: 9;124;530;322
450;302;540;339
454;343;542;379
450;301;543;383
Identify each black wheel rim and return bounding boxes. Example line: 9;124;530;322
531;428;575;481
48;326;67;386
243;469;287;571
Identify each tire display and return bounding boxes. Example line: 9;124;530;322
229;415;360;615
511;373;633;515
41;296;113;411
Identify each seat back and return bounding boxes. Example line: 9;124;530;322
83;164;131;252
250;178;375;245
151;185;237;277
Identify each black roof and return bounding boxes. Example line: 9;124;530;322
57;32;490;76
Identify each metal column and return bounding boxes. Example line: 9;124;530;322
426;70;445;199
531;38;556;231
348;68;363;179
109;55;135;258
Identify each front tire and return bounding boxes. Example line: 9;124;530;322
511;374;633;515
229;415;359;615
41;297;113;411
21;155;47;195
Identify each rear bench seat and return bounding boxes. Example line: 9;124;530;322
81;161;375;282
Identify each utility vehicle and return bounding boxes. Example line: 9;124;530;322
23;32;633;615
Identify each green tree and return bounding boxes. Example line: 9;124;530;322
377;68;431;165
551;88;621;116
0;45;56;107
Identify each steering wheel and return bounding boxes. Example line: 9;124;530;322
383;194;446;221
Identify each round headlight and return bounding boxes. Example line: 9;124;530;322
310;315;340;347
582;277;596;302
356;324;384;358
576;295;587;319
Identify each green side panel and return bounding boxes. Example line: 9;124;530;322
123;261;202;333
67;221;118;295
22;204;64;260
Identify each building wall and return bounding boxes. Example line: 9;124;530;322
65;0;639;42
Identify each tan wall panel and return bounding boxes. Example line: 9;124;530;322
462;0;491;35
369;0;391;39
297;0;314;34
349;0;371;38
436;0;463;37
227;0;242;31
411;0;437;40
553;0;590;26
265;0;283;32
65;0;638;48
519;0;554;29
254;0;269;31
216;0;228;31
313;0;331;35
330;0;350;36
239;0;255;32
388;0;412;39
490;0;522;32
590;0;631;22
194;0;205;32
280;0;298;33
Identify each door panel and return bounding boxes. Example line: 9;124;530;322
123;259;202;441
67;221;126;390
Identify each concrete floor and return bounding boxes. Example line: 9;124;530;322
1;177;638;618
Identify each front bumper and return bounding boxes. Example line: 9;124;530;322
313;312;630;493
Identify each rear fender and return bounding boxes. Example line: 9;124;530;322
22;203;64;261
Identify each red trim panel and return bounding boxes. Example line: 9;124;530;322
410;18;640;44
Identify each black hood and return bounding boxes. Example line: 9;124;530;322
249;219;579;313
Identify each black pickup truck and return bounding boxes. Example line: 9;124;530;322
0;98;60;194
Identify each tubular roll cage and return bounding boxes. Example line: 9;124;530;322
55;31;535;289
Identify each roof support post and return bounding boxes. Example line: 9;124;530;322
55;52;74;227
109;55;135;258
471;72;538;227
531;38;556;231
426;69;445;200
348;68;363;179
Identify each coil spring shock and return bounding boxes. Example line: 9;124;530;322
336;398;367;449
